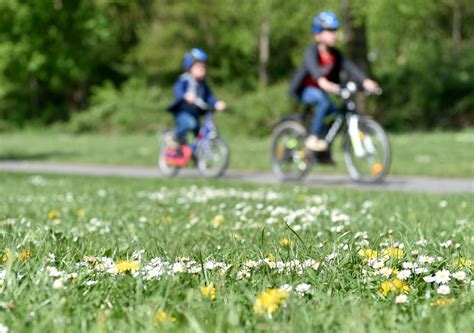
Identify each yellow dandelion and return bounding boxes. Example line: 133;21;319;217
19;249;31;262
358;248;378;259
154;311;176;324
254;288;289;317
279;238;295;247
76;208;86;218
2;250;11;263
297;194;306;201
453;257;472;268
267;253;275;261
162;215;173;224
211;215;225;227
380;279;410;296
48;210;61;219
114;260;140;273
383;247;404;259
200;283;216;300
431;298;455;307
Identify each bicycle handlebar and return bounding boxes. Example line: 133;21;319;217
336;81;383;99
194;98;233;114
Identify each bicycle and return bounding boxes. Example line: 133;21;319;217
158;102;230;178
158;100;230;177
271;81;391;183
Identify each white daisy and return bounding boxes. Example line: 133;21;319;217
52;278;64;290
436;285;450;295
279;284;293;292
423;275;435;283
295;283;311;296
378;267;393;278
395;294;408;304
0;323;9;333
372;261;385;269
402;262;415;270
452;271;466;281
397;269;412;280
414;267;428;274
418;256;435;264
434;270;451;284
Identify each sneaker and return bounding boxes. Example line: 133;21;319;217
165;145;192;167
305;135;328;152
164;134;180;149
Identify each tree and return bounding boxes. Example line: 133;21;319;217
0;0;150;124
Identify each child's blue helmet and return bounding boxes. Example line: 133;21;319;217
182;48;208;70
311;11;340;34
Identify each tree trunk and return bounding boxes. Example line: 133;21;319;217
342;0;370;112
342;0;370;74
258;20;270;87
30;78;39;116
452;3;462;48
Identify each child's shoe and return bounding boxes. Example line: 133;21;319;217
164;133;180;149
165;145;192;167
305;135;328;152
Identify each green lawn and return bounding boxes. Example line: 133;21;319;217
0;172;472;332
0;128;473;177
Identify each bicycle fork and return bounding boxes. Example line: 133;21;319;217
347;115;376;157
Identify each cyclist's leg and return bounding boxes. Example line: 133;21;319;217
168;111;196;165
301;87;338;151
301;87;338;137
175;111;199;144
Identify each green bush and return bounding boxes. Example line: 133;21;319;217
68;78;171;133
216;83;294;137
374;43;474;131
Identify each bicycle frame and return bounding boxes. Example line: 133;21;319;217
323;109;360;145
190;112;218;156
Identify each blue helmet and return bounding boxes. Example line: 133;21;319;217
311;11;340;34
182;48;208;70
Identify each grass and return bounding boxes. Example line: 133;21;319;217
0;172;472;332
0;128;473;178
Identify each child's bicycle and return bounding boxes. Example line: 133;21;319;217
158;102;230;178
271;81;391;183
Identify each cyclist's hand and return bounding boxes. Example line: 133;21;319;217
215;101;226;111
184;93;197;104
318;77;340;94
362;79;379;93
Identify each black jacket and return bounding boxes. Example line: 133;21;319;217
288;42;368;98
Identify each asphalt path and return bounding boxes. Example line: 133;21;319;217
1;160;473;194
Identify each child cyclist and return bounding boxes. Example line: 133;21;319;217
166;48;226;166
288;11;379;152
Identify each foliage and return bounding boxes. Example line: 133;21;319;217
67;78;168;133
0;0;151;125
0;0;472;131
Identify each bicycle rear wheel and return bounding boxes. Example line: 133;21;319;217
158;131;180;177
196;137;229;178
271;121;313;181
343;118;391;183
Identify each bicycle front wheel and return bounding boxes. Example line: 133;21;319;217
196;138;230;178
343;118;391;183
158;131;180;177
271;121;313;181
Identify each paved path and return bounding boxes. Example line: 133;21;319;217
1;160;473;194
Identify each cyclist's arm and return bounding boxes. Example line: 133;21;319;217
203;83;218;110
341;57;367;85
173;79;188;102
304;43;325;80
